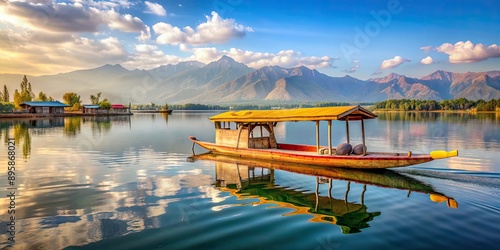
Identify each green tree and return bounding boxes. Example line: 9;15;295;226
19;75;35;103
62;92;82;111
0;102;14;113
13;89;22;109
90;92;101;105
36;91;49;101
2;85;9;102
99;98;111;109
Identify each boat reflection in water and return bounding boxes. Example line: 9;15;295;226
190;153;458;234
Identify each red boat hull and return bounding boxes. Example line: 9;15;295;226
189;137;433;169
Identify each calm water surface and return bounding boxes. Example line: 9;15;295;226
1;112;499;249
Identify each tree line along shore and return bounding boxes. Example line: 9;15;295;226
139;99;500;112
374;98;500;112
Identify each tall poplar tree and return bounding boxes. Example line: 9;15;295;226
20;75;35;102
3;85;9;102
13;90;21;109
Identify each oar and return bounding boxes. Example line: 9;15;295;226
430;150;458;159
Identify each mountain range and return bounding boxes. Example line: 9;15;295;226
1;55;499;104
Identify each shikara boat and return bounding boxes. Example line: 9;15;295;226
189;105;458;169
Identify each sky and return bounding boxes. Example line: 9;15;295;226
0;0;499;79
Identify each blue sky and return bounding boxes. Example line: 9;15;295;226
0;0;498;79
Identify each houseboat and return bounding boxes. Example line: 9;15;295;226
189;105;458;169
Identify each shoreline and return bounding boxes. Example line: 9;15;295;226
131;110;172;114
373;109;499;114
0;112;133;118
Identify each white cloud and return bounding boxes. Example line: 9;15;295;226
137;25;151;41
144;1;166;16
420;56;433;65
0;1;148;34
379;56;410;69
107;10;147;33
436;41;500;63
179;43;190;52
191;47;221;63
0;28;129;74
153;11;253;45
420;45;433;53
0;3;330;74
85;0;137;9
153;23;186;45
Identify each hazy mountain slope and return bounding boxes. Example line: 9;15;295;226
155;56;254;102
265;76;347;102
183;65;353;103
183;65;297;103
454;75;500;100
148;61;205;79
0;58;499;104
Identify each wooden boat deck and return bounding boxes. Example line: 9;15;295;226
263;147;428;159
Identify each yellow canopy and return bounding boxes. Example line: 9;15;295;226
210;106;377;123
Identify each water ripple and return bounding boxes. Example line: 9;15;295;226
398;169;500;189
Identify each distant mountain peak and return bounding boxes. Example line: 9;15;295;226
205;55;252;71
370;72;403;83
100;64;126;69
216;55;238;64
421;70;453;82
75;63;129;74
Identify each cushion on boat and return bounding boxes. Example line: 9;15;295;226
352;144;367;155
336;143;352;155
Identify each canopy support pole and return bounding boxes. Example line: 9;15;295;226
361;185;367;205
346;117;350;144
361;119;366;155
316;121;320;154
315;177;320;212
328;120;332;155
236;123;244;149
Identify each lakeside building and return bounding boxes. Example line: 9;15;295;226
82;105;101;114
110;104;130;113
82;104;131;114
20;101;69;114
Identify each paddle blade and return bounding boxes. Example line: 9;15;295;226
430;150;458;159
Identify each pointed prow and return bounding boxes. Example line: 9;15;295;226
430;150;458;159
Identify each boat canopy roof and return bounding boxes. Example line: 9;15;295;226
210;105;377;123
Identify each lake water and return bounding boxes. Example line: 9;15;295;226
1;111;500;249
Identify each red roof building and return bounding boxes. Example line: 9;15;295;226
110;104;129;113
111;104;127;109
